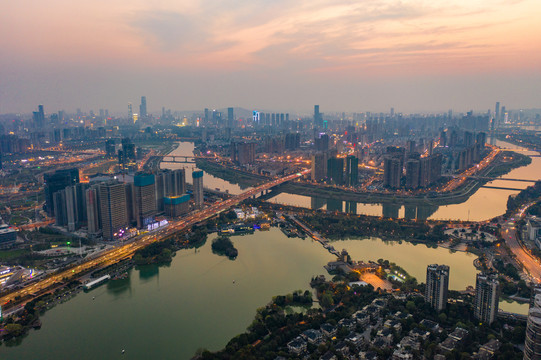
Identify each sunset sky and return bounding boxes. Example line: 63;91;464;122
1;0;540;114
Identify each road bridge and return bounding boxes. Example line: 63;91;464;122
0;169;310;307
442;175;537;183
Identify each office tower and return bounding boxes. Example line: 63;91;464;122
425;264;450;311
99;181;129;240
0;152;2;170
311;153;326;182
164;194;190;217
345;155;358;187
44;168;80;216
525;294;541;360
383;157;401;188
474;273;499;324
192;170;204;209
314;105;322;128
531;285;541;308
105;139;116;159
406;159;420;189
134;173;157;228
501;106;507;124
204;108;209;125
227;107;234;128
327;156;344;185
139;96;147;118
86;186;101;237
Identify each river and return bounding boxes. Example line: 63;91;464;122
3;229;514;360
162;140;540;221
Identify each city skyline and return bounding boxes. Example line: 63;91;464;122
1;0;541;114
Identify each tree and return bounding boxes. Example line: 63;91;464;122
321;293;334;308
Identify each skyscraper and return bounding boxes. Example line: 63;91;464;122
345;155;358;187
44;168;80;216
383;157;401;188
495;102;500;127
314;105;323;128
192;170;204;210
86;185;101;237
406;159;420;189
425;264;450;311
327;157;345;185
474;273;500;324
139;96;147;118
134;173;157;228
33;105;45;128
227;107;234;128
311;153;326;182
128;103;133;123
525;294;541;360
98;181;128;241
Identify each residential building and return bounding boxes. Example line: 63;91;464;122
425;264;450;311
474;273;499;324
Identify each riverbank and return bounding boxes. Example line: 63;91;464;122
195;150;530;207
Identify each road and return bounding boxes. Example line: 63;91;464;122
0;169;310;307
502;201;541;283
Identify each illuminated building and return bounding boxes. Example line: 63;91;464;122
134;173;157;228
98;181;128;241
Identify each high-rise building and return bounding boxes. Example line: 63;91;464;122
86;186;101;237
345;155;358;187
425;264;450;311
406;159;420;189
231;142;256;165
495;102;500;126
327;156;344;185
44;168;80;216
164;194;190;217
311;153;326;182
383;157;401;188
474;273;499;324
139;96;147;118
105;139;116;159
134;173;157;228
525;294;541;359
33;105;45;128
314;105;323;128
128;103;133;123
227;107;234;128
98;181;129;241
192;170;204;209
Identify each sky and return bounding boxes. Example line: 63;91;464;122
1;0;540;115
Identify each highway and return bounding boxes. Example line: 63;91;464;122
502;201;541;283
0;169;310;307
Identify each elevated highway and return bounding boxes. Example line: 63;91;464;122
0;169;309;307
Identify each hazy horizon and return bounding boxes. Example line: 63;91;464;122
1;0;540;115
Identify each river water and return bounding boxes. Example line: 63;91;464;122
1;139;535;358
4;229;514;360
162;140;540;221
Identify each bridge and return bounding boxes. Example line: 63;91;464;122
0;169;310;307
158;155;216;163
442;175;538;183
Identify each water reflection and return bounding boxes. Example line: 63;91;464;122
137;264;160;282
